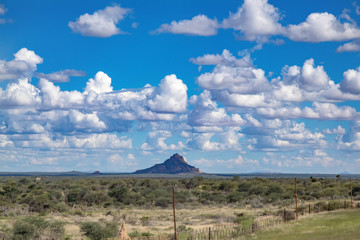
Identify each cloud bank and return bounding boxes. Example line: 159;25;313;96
155;0;360;51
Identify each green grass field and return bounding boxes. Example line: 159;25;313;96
247;209;360;240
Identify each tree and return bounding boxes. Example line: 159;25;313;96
81;222;118;240
336;174;341;182
108;186;128;202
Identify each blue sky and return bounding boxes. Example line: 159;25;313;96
1;0;360;173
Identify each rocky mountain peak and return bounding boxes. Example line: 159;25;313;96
134;153;201;174
166;153;187;164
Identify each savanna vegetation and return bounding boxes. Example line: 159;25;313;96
0;175;358;239
0;176;358;213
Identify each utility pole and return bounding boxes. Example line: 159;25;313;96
295;178;298;220
173;185;177;240
350;178;353;209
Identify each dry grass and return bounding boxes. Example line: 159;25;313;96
0;203;286;238
37;205;261;238
2;202;358;239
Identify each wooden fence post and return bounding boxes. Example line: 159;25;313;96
350;178;353;209
283;209;286;221
172;185;177;240
294;178;298;220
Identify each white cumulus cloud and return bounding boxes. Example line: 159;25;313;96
196;52;271;94
0;48;43;81
189;90;246;127
148;74;188;113
337;41;360;52
84;71;113;94
222;0;284;41
286;12;360;42
341;66;360;94
69;5;131;37
190;49;252;67
154;14;219;36
38;79;84;108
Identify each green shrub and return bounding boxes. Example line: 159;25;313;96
53;202;68;212
81;221;118;240
129;230;154;237
12;216;64;240
129;230;141;237
155;197;171;208
12;221;35;240
81;222;103;240
108;186;128;202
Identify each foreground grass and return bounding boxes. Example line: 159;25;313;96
2;206;360;239
0;205;249;238
247;209;360;240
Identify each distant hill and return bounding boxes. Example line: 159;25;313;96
134;153;201;174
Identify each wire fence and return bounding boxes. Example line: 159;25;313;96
131;200;360;240
129;218;282;240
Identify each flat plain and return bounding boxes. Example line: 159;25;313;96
0;175;359;239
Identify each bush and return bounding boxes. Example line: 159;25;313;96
102;222;118;238
53;202;68;212
155;197;172;208
47;221;66;240
67;188;87;205
81;222;102;240
129;231;141;237
12;221;35;240
12;217;64;240
129;231;154;237
81;221;118;240
238;181;252;192
250;197;264;208
108;186;128;202
226;192;243;203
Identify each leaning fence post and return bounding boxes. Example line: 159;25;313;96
208;227;211;240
